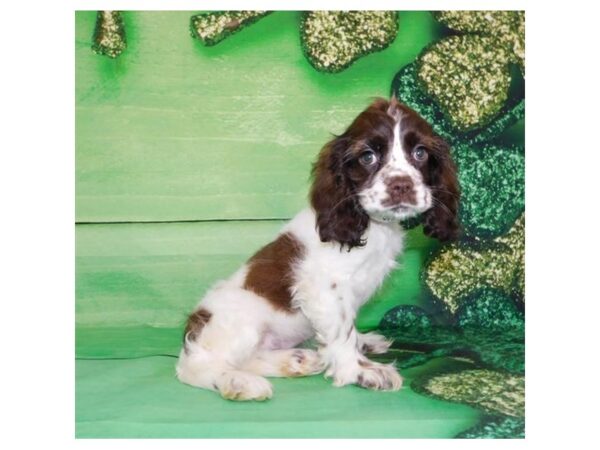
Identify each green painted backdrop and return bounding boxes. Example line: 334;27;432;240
75;11;523;438
76;11;447;350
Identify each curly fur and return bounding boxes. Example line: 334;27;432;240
421;136;461;241
310;136;371;249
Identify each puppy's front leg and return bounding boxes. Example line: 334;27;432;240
301;291;402;391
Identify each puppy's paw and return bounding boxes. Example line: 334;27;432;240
218;371;273;401
355;361;403;391
330;359;402;391
358;332;393;354
284;349;325;377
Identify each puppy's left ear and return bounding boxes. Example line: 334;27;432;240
422;137;461;242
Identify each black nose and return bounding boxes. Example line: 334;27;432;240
388;176;413;195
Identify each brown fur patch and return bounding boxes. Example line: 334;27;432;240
243;232;305;312
183;308;211;352
358;358;372;368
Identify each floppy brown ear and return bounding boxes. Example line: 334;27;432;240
422;137;461;242
310;137;370;250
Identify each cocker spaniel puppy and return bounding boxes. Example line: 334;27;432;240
176;97;460;401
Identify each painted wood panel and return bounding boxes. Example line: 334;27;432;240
76;220;438;336
76;11;442;222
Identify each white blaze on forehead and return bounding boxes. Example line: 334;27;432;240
387;119;420;177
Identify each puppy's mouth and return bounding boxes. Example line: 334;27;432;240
367;204;422;223
386;203;420;214
390;204;411;212
380;188;433;216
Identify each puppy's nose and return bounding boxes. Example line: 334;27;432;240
388;176;413;195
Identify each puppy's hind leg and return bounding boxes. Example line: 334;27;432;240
243;349;325;377
176;306;273;401
176;353;273;401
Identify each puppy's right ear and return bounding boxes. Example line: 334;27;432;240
310;136;369;250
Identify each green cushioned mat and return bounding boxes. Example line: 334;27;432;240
76;356;479;438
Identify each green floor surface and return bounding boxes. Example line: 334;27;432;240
76;356;479;438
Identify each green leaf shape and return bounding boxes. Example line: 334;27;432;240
417;35;513;132
190;11;271;46
379;289;524;373
457;288;524;330
378;300;524;435
399;132;525;238
435;11;525;73
92;11;127;58
466;329;524;374
379;304;433;330
424;214;524;314
414;11;525;131
455;414;525;439
412;369;525;418
458;289;524;374
300;11;399;73
391;62;524;147
455;143;525;239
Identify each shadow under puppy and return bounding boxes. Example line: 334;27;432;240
176;97;460;401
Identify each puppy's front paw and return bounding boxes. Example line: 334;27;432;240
355;361;402;391
358;332;393;354
331;360;403;391
218;371;273;401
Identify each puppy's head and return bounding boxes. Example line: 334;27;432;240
310;97;460;249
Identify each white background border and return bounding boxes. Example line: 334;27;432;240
2;0;599;448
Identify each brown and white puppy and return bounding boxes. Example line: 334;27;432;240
176;97;460;401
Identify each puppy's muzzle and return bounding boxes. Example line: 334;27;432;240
382;175;416;207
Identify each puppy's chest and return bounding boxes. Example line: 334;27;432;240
351;245;400;302
332;227;404;304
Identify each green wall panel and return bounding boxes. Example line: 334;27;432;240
76;221;438;357
76;11;442;222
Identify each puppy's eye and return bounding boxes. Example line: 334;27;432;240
412;146;428;162
359;150;378;166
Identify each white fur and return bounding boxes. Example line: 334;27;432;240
176;207;405;400
288;209;403;388
360;120;433;223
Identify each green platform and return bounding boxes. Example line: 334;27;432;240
76;356;479;438
76;11;522;438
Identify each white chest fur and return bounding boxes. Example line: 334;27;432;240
284;208;404;311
